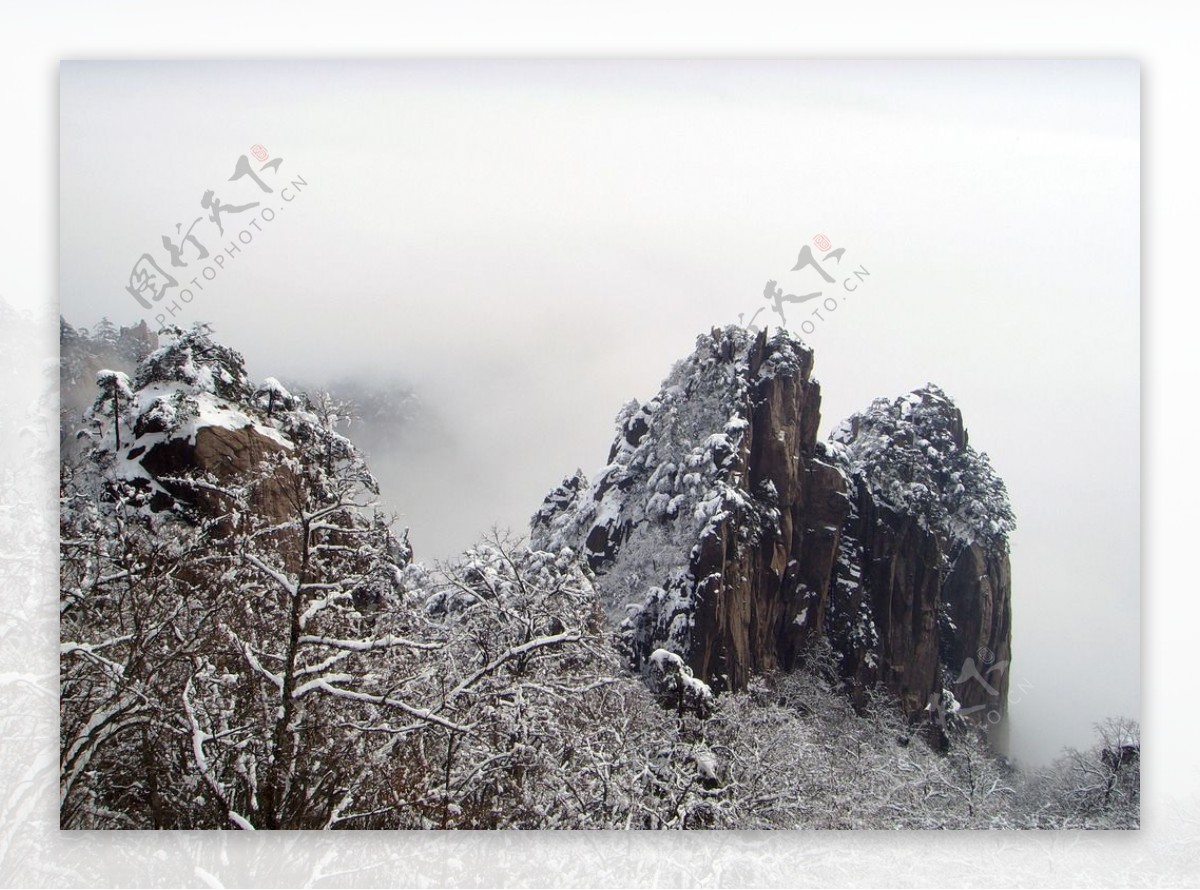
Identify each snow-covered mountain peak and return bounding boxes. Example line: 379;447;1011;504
832;384;1015;551
532;326;1015;733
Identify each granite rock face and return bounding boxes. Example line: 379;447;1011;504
532;326;1014;736
139;424;295;526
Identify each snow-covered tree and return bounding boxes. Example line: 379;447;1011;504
60;324;427;828
1019;717;1140;829
253;377;294;418
90;370;133;450
61;326;663;829
59;467;223;827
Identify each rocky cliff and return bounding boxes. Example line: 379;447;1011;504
531;326;1014;736
69;325;401;582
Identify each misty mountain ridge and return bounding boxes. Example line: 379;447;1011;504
58;320;1138;830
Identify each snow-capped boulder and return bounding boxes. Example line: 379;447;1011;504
67;323;404;595
82;325;299;524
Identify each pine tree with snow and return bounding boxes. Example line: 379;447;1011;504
254;377;294;418
92;316;118;346
90;370;132;450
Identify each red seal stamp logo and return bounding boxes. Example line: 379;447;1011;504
813;233;832;252
251;144;269;162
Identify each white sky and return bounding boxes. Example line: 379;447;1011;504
59;60;1139;766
